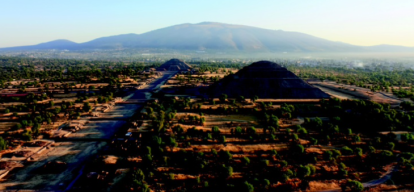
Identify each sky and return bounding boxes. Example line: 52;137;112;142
1;0;413;48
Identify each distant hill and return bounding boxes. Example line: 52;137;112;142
2;22;413;53
3;39;78;50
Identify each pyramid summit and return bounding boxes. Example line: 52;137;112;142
208;61;330;99
157;59;192;71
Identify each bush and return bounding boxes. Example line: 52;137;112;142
297;127;308;134
212;126;220;134
324;150;333;160
297;165;311;178
332;149;342;158
292;144;305;154
342;180;363;192
247;127;257;134
21;131;32;141
242;181;254;192
0;137;7;150
368;146;376;153
339;169;348;177
308;164;316;175
341;146;353;155
242;156;250;165
261;160;269;167
15;123;22;130
222;164;233;178
355;148;363;157
310;137;318;145
220;150;232;162
280;160;288;167
387;142;395;151
219;135;226;143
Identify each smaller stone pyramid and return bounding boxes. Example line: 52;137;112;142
157;59;192;71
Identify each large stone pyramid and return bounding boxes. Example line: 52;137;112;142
157;59;192;71
208;61;330;99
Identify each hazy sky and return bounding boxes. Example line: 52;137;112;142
1;0;413;48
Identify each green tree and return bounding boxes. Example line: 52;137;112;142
297;165;311;178
167;136;178;152
132;168;145;184
235;126;242;136
219;94;228;103
54;107;61;114
220;150;232;162
247;126;257;135
368;146;376;153
32;123;41;135
308;164;316;175
82;102;92;112
342;180;364;192
332;149;342;158
387;142;395;150
324;150;333;160
47;118;52;124
355;147;363;157
242;181;254;192
297;127;308;134
49;100;54;107
353;135;361;143
21;131;32;141
222;164;233;178
219;135;226;144
212;126;220;134
341;146;353;155
280;160;288;167
242;156;250;165
310;137;318;145
0;137;7;150
293;144;305;154
15;123;22;130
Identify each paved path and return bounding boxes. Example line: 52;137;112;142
320;164;397;192
60;72;176;191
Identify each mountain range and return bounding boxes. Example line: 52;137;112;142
2;22;413;53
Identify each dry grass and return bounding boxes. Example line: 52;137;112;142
103;155;118;165
309;181;340;191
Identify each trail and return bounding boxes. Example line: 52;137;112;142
320;164;397;192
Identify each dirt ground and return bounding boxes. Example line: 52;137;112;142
173;143;288;153
0;122;18;133
311;81;402;105
309;181;340;191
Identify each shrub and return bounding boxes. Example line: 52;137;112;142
242;156;250;165
242;181;254;192
341;146;353;155
342;180;363;192
292;144;305;154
